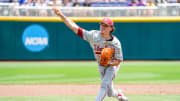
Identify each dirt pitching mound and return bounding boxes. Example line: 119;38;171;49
0;84;180;96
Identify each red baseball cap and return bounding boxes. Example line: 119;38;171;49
100;18;115;33
100;18;114;27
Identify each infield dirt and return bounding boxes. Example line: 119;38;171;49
0;84;180;96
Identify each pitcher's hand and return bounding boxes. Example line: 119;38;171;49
53;8;63;16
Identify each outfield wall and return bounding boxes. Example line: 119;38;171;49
0;17;180;60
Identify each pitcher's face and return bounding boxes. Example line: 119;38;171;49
100;23;112;35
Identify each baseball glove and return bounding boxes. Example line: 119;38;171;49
100;48;115;67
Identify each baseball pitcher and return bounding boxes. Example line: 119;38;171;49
53;8;128;101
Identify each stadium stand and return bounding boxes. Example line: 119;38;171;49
0;0;179;7
0;0;180;16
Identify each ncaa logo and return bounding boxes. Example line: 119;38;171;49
22;24;49;52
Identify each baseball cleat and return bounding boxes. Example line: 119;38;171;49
117;90;129;101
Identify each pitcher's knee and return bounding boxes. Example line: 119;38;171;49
101;82;109;89
107;93;112;97
107;90;113;97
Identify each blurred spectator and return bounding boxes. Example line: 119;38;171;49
136;0;146;6
89;0;94;2
39;0;48;16
39;0;48;6
127;0;137;6
104;0;110;2
83;0;91;6
155;0;167;5
9;0;13;3
72;0;81;17
127;0;137;16
63;0;73;6
15;0;30;16
62;0;73;16
147;0;155;16
11;0;20;16
0;0;9;3
82;0;94;16
177;0;180;16
167;0;177;3
73;0;81;7
29;0;39;6
19;0;29;6
28;0;39;16
12;0;19;5
48;0;62;6
136;0;147;16
147;0;155;6
72;0;85;2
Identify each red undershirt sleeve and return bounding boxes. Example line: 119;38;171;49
77;27;83;39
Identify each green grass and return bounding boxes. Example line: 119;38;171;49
0;95;180;101
0;61;180;84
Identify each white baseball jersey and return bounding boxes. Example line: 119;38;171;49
77;27;123;63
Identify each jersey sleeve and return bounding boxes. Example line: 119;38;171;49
77;27;94;42
114;41;123;61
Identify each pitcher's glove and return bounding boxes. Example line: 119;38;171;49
100;48;115;67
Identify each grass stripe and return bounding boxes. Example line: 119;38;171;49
0;95;180;101
0;61;179;84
